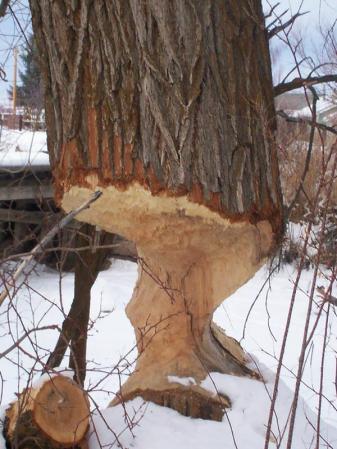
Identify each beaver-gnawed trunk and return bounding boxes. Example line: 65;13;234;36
29;0;283;419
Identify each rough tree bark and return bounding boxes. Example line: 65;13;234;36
30;0;283;419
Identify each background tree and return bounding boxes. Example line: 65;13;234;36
8;34;43;116
29;0;283;419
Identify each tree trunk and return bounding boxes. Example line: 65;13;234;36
4;375;89;449
30;0;283;419
46;224;114;385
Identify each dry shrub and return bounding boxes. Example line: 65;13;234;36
277;118;337;220
277;117;337;267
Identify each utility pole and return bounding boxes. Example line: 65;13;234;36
12;47;18;128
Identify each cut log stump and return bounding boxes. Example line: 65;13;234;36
4;375;89;449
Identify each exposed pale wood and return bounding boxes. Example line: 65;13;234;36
5;375;89;448
210;322;247;366
64;183;270;418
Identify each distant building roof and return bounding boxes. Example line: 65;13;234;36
0;128;49;169
276;92;337;126
275;92;313;111
293;98;337;125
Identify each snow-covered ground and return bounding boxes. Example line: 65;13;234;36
0;127;335;446
0;128;49;167
0;255;336;449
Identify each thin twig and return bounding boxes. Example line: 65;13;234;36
0;325;59;359
0;190;102;306
286;87;318;217
264;2;280;20
277;111;337;136
268;12;308;39
286;143;337;449
8;4;32;51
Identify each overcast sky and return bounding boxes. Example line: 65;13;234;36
0;0;336;106
264;0;337;86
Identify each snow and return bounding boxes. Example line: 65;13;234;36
31;368;74;389
167;375;197;387
292;98;337;124
198;367;336;449
89;367;337;449
0;255;336;448
214;264;337;430
0;128;49;167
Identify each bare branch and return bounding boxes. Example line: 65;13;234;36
0;325;59;359
264;2;280;20
285;143;337;449
280;58;309;84
268;12;308;40
286;87;318;216
0;67;7;81
274;74;337;97
268;9;288;30
277;110;337;136
8;4;32;51
0;190;102;306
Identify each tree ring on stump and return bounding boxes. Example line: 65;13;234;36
33;376;89;445
5;375;90;448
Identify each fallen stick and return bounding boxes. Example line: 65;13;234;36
0;190;102;306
